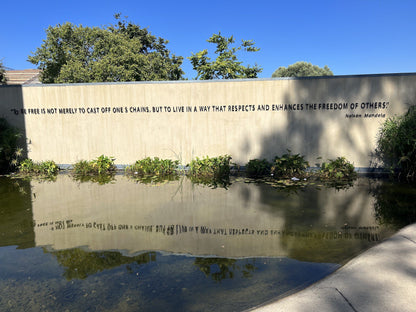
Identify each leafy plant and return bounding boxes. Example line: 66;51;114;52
125;157;179;176
188;155;232;180
73;155;116;175
376;105;416;181
18;159;59;178
319;157;357;180
0;118;23;173
245;158;272;177
271;150;309;178
90;155;116;175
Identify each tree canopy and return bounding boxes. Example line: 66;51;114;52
28;15;184;83
188;32;262;80
272;61;333;78
0;60;6;85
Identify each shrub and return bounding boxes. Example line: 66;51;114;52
188;155;232;179
245;159;272;177
0;118;22;173
319;157;357;180
271;150;309;178
125;157;179;176
376;106;416;180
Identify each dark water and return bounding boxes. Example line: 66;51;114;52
0;175;414;311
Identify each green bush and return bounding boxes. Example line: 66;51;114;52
376;106;416;180
319;157;357;180
18;159;59;177
0;118;22;173
125;157;179;176
271;151;309;178
245;159;272;177
188;155;232;179
73;155;116;175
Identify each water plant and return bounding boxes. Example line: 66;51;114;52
376;105;416;181
245;158;272;177
73;155;116;175
319;157;357;180
125;157;179;176
271;150;309;178
188;155;232;180
18;159;59;178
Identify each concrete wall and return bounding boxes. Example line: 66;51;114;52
1;73;415;167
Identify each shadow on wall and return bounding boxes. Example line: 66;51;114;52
242;75;416;168
0;85;28;165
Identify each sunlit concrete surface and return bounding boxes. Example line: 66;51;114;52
249;223;416;312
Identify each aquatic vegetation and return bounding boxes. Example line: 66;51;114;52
125;157;179;176
73;155;116;175
18;159;59;178
319;157;357;180
271;150;309;178
188;155;232;180
245;158;272;177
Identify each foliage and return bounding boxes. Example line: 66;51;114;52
18;159;59;178
28;14;184;83
125;157;179;176
0;59;6;84
245;158;272;177
188;32;262;80
0;118;22;173
188;155;232;180
73;155;116;175
319;157;357;180
271;151;309;178
376;106;416;181
272;61;333;78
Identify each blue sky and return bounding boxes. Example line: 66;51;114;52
1;0;415;79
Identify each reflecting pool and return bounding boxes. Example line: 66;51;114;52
0;175;414;311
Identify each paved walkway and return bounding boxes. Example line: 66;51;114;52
249;223;416;312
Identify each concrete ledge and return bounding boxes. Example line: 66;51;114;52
249;223;416;312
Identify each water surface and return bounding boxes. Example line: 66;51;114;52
0;175;413;311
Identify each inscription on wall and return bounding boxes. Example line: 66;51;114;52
9;101;389;119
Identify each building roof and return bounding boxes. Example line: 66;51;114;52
5;69;41;85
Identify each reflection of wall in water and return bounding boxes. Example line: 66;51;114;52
32;176;394;261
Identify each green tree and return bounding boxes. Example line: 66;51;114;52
376;105;416;180
272;61;333;78
0;60;6;84
188;32;262;80
28;15;184;83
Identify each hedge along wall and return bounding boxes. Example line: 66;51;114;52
0;73;415;168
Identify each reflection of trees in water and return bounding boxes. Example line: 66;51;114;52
371;180;416;229
0;178;34;248
49;248;156;280
194;257;256;282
